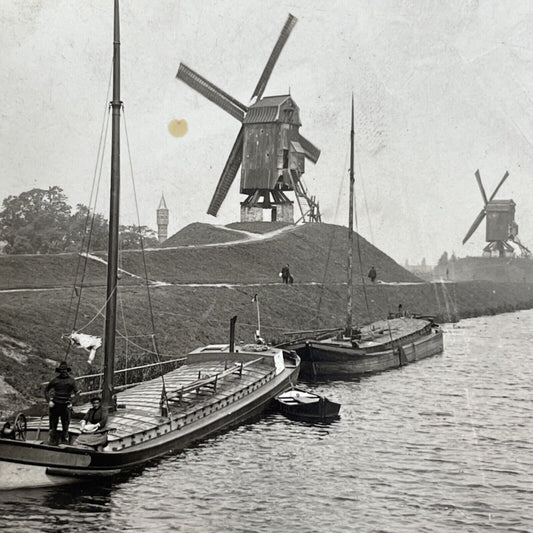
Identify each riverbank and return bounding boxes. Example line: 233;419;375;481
1;222;533;415
1;278;533;416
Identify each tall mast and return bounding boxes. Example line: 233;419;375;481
346;94;355;335
102;0;121;410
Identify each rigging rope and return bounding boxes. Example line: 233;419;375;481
75;286;116;332
64;61;113;360
314;143;350;327
353;191;372;318
119;297;129;384
122;106;170;413
354;132;375;245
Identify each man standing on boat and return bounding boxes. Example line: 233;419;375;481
368;266;377;283
45;361;78;445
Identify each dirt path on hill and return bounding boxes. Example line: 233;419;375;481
0;279;431;293
144;224;300;251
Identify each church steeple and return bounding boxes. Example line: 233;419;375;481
156;194;169;243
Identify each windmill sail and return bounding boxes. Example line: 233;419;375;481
462;208;487;245
488;171;509;201
251;14;298;100
207;128;244;216
177;63;248;122
474;169;488;205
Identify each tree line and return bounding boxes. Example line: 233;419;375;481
0;186;158;254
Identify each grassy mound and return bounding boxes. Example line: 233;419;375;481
226;221;292;234
119;223;419;285
161;222;249;247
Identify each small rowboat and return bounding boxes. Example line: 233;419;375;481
276;388;340;422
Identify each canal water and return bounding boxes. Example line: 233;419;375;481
0;310;532;532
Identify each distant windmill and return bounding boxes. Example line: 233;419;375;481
463;170;531;257
176;14;321;223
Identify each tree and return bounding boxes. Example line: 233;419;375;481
437;251;449;267
65;204;109;252
0;187;71;254
119;225;159;250
0;187;159;254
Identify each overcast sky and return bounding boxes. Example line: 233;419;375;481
2;0;533;264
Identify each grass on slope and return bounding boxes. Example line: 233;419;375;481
161;222;249;247
119;223;420;285
226;221;292;234
0;223;418;289
3;278;533;415
0;253;110;290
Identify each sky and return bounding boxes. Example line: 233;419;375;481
2;0;533;265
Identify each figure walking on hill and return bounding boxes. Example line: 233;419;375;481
281;264;291;284
368;266;377;283
45;361;78;445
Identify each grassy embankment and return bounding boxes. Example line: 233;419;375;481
1;222;533;415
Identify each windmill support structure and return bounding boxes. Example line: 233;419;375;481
291;171;321;223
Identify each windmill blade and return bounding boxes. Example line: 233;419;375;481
207;128;244;216
488;170;509;201
177;63;248;122
474;169;488;205
251;14;298;101
462;209;486;245
297;134;321;163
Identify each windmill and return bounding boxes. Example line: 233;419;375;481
462;170;531;257
176;14;321;223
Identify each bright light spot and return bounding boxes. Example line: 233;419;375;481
168;119;188;137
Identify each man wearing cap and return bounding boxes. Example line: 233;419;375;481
45;361;78;445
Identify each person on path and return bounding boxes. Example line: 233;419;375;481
281;264;291;284
368;266;377;283
45;361;78;445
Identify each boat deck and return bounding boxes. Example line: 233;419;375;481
27;356;275;440
322;318;431;348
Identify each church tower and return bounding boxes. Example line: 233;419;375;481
156;194;169;243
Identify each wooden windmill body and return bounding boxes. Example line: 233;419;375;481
176;14;321;223
463;170;530;257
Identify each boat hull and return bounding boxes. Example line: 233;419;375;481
0;352;299;490
294;327;443;379
277;397;340;422
0;459;85;490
